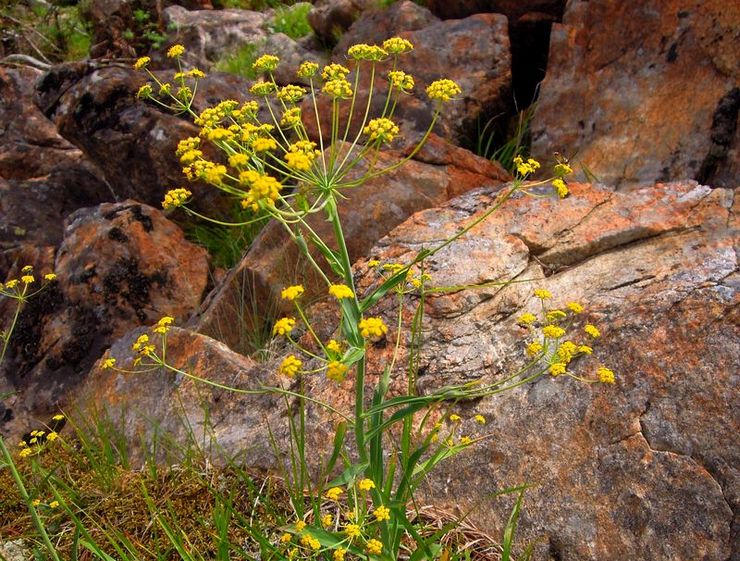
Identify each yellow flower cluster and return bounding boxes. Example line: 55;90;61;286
325;486;343;501
357;478;375;491
328;284;354;299
166;44;185;58
250;80;277;96
326;361;349;382
297;61;319;78
252;137;278;152
134;56;151;70
513;155;541;176
281;285;305;301
278;84;307;103
162;188;192;210
252;54;280;73
273;317;296;336
101;357;116;369
152;316;174;334
322;63;350;81
597;366;615;384
426;79;461;102
323;79;353;99
383;37;414;54
358;317;388;339
366;539;383;555
136;84;152;99
284;140;320;172
388;70;414;92
280;355;302;377
373;505;390;522
280;107;302;128
239;170;283;210
363;118;399;143
552;178;569;198
347;43;388;61
132;333;155;357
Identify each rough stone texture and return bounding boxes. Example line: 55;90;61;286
307;0;373;46
531;0;740;189
162;5;268;70
0;201;209;442
310;2;512;149
73;180;736;560
424;0;565;20
77;327;288;466
343;180;738;561
0;540;30;561
195;137;510;354
259;33;329;87
0;66;112;257
34;62;247;214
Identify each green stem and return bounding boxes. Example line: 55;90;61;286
0;297;24;365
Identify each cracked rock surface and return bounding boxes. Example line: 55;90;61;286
80;180;737;560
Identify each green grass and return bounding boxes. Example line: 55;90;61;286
476;106;534;173
268;2;312;39
213;42;260;79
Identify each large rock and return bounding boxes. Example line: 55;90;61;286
0;66;111;258
194;138;510;354
75;180;737;560
531;0;740;189
34;62;250;213
0;201;209;442
310;2;512;149
308;0;373;46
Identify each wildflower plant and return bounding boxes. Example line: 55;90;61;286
59;41;617;560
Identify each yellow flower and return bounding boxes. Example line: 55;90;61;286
251;137;278;152
460;436;472;445
5;279;18;289
279;355;302;377
252;54;280;73
186;68;206;78
49;500;60;508
597;366;615;384
526;341;544;356
300;535;321;550
152;316;174;334
566;302;584;314
280;107;302;127
513;156;541;176
366;539;383;555
557;341;578;364
295;520;306;532
333;548;346;561
542;325;566;339
368;260;379;268
52;414;65;422
326;487;343;501
585;324;601;338
134;56;151;70
549;362;567;376
21;275;34;284
357;478;375;491
323;79;353;98
554;162;573;176
284;151;314;171
383;37;413;54
546;309;567;323
517;312;537;326
136;84;153;99
322;63;350;80
19;448;33;458
326;361;349;383
426;79;461;102
273;317;296;337
166;44;185;58
280;532;292;543
297;61;319;78
344;523;361;538
449;414;461;422
162;188;192;210
373;505;390;522
358;317;388;339
387;70;414;92
277;84;306;103
579;344;593;354
228;153;249;167
101;357;116;369
552;178;569;198
31;499;41;506
281;285;305;301
21;265;33;273
474;414;486;425
250;80;277;96
44;273;57;281
328;284;354;299
347;43;387;61
47;432;58;442
534;288;552;300
132;334;149;351
321;513;333;528
326;339;342;355
363;118;399;143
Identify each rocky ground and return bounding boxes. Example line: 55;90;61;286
1;1;737;560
